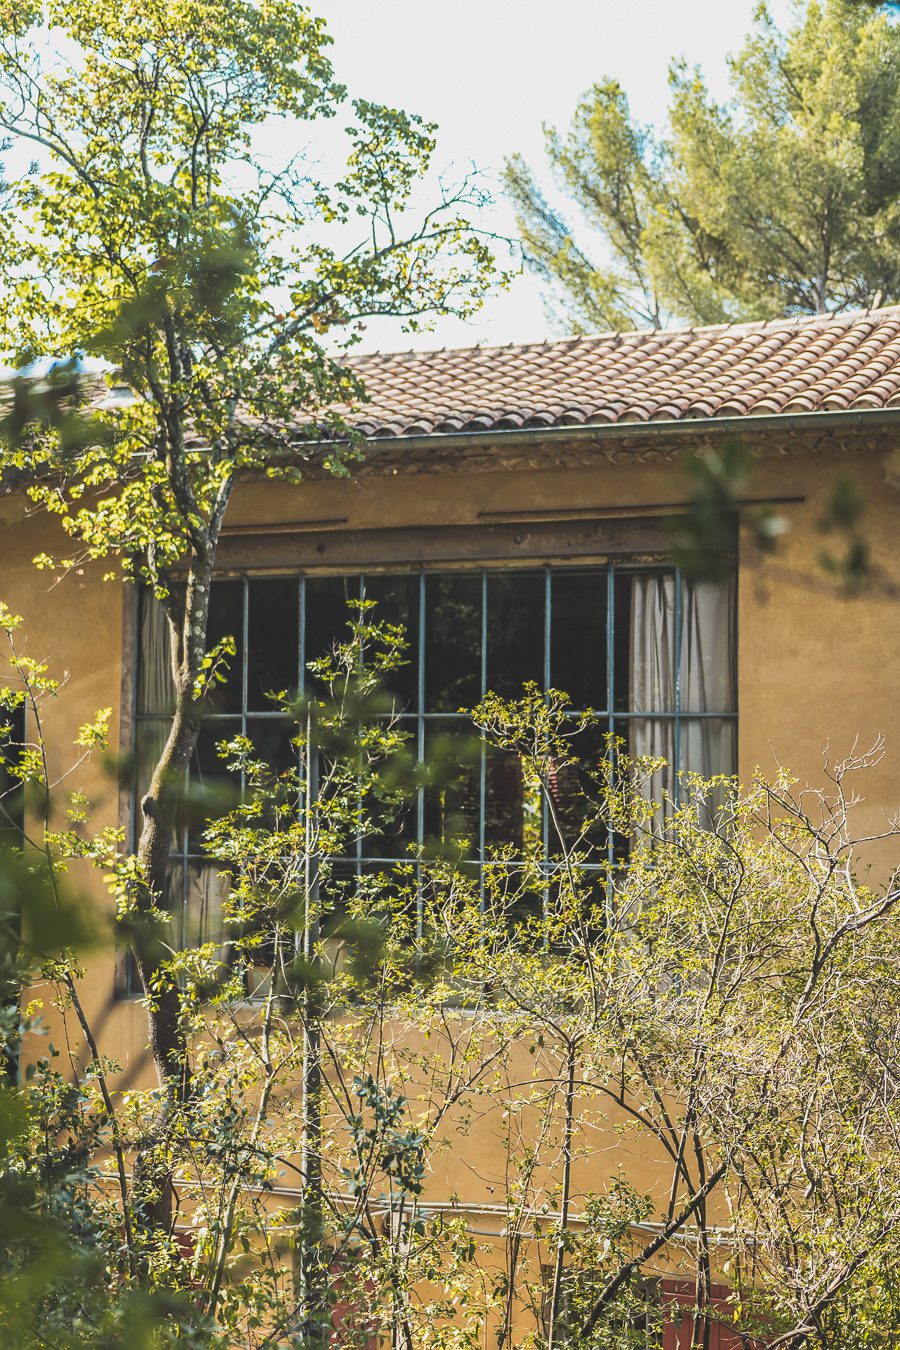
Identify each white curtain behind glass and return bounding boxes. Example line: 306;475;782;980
629;573;736;816
680;573;736;781
138;591;175;714
629;575;676;814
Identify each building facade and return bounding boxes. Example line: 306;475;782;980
2;305;900;1339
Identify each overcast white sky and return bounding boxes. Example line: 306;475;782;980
312;0;794;352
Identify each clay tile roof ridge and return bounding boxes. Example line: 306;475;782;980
327;305;900;438
367;303;900;359
344;304;900;375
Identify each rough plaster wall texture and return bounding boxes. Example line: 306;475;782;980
226;457;702;536
2;437;897;1126
0;498;151;1074
737;450;900;870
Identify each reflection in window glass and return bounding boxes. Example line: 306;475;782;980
133;561;737;986
362;574;419;712
305;576;361;692
486;572;544;697
424;573;481;712
423;719;480;857
485;747;542;855
551;726;610;855
551;570;607;710
205;580;244;714
247;578;299;711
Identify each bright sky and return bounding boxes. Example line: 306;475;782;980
313;0;794;352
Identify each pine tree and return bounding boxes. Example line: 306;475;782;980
506;0;900;331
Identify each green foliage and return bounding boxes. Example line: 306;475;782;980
3;609;900;1347
0;0;498;587
0;1;501;1242
506;0;900;330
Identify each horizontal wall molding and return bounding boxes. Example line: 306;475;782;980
213;514;693;572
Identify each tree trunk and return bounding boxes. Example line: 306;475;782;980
130;564;213;1235
296;708;329;1343
545;1039;577;1350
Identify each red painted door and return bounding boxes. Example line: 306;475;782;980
660;1279;747;1350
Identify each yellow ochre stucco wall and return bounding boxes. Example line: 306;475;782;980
1;436;898;1211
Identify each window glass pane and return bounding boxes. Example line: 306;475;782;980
360;715;418;859
361;574;419;712
319;858;359;926
616;571;676;713
137;590;176;715
133;718;180;849
358;860;419;926
680;575;736;713
360;795;418;861
423;719;480;858
165;857;186;938
188;717;242;847
247;578;299;711
485;748;542;855
681;717;737;829
205;580;244;714
304;575;361;694
181;860;230;956
245;718;299;830
680;717;736;780
621;714;675;825
551;570;607;710
486;572;544;698
612;572;631;713
548;725;612;857
246;717;297;778
546;865;608;941
424;573;481;712
483;862;544;927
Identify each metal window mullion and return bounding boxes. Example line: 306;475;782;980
479;569;487;912
127;586;143;992
356;575;364;879
128;585;142;855
674;568;683;807
543;567;552;886
181;558;194;947
298;575;305;812
416;571;425;940
241;577;249;793
296;576;308;963
607;564;616;878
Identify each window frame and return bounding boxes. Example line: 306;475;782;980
128;554;738;987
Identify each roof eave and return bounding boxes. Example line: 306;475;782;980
325;405;900;457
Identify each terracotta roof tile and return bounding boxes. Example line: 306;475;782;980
338;307;900;441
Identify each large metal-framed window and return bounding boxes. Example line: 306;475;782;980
132;560;737;962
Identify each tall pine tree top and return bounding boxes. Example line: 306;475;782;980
506;0;900;331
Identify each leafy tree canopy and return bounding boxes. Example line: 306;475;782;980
506;0;900;331
0;0;500;1227
0;0;498;581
